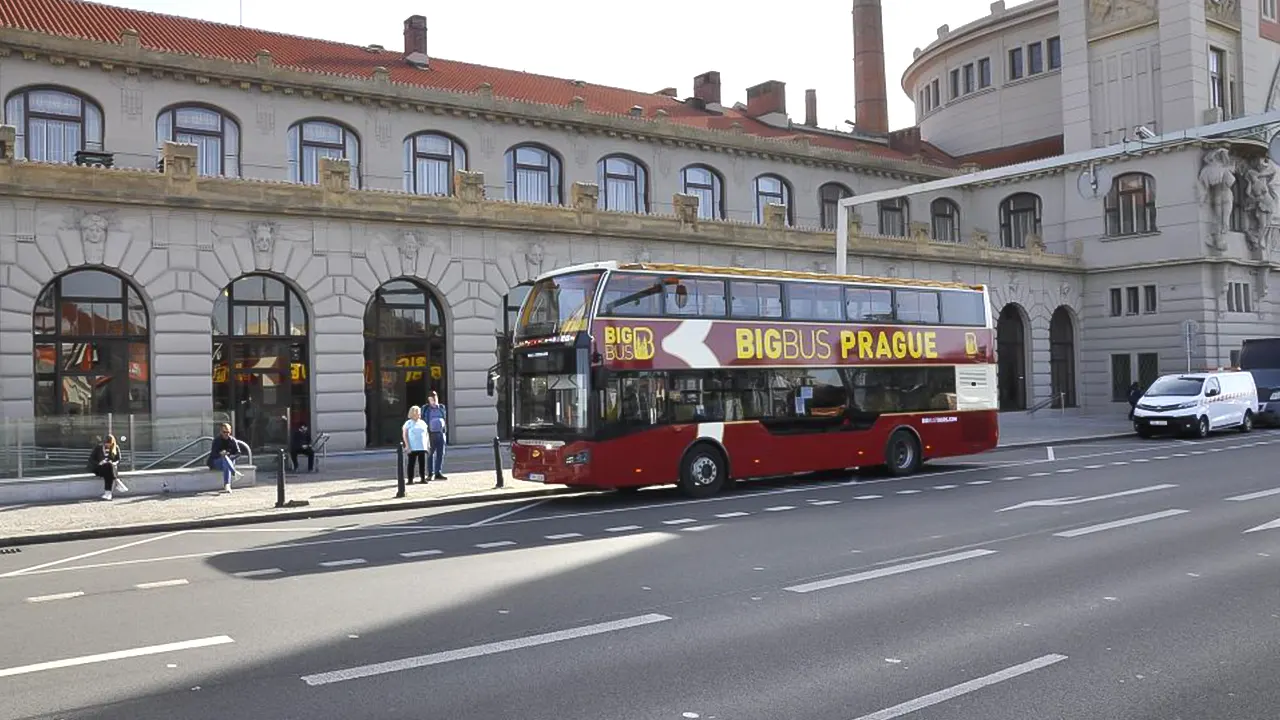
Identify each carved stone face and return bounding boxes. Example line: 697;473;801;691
252;222;274;253
527;243;545;266
79;214;107;244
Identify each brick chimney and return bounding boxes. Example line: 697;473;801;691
852;0;889;134
804;89;818;127
693;71;722;106
745;80;786;119
404;15;428;57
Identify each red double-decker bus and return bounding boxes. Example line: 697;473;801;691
508;262;998;497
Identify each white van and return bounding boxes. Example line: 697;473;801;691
1133;371;1259;438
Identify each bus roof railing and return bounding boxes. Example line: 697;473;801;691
533;260;986;293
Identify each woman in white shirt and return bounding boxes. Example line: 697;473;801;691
402;405;430;484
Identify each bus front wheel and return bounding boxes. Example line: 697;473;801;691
678;443;727;498
884;430;923;477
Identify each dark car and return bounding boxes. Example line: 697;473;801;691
1239;339;1280;426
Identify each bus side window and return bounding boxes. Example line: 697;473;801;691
940;290;986;326
729;281;783;318
846;287;893;323
602;273;663;316
787;283;842;321
666;278;726;318
896;290;941;324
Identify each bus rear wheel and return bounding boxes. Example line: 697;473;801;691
678;443;726;498
884;430;922;477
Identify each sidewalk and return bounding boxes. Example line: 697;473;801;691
1;410;1135;545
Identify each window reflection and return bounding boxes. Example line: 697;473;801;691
363;279;448;447
31;269;151;449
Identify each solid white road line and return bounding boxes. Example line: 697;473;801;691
233;568;283;578
1227;488;1280;502
545;533;583;540
1053;509;1189;538
848;654;1068;720
135;579;189;589
299;614;672;686
399;550;443;558
1244;518;1280;534
475;541;516;549
0;531;187;578
468;499;551;527
319;559;367;568
785;549;998;594
0;635;234;679
26;591;85;603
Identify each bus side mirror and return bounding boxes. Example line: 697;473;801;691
486;374;496;397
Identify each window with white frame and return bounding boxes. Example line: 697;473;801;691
1264;0;1278;22
1105;172;1157;236
156;105;240;177
4;87;104;164
403;132;466;196
288;119;360;188
680;165;724;220
1209;47;1228;112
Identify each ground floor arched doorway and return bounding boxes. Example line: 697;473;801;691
997;303;1028;411
1049;306;1077;408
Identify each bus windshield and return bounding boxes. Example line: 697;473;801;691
513;348;590;434
515;271;603;341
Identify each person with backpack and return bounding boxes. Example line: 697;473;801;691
424;391;448;481
89;434;126;500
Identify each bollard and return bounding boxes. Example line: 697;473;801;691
396;443;406;498
275;448;287;508
493;436;505;488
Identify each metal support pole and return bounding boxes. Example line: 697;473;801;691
835;203;849;276
493;436;505;488
128;414;137;472
107;412;114;437
396;443;406;498
275;448;286;508
16;421;24;479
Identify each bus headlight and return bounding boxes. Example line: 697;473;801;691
1271;390;1280;401
564;450;591;466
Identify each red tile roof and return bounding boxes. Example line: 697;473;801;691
955;135;1064;170
0;0;953;167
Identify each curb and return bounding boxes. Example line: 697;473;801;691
997;431;1133;449
0;486;581;548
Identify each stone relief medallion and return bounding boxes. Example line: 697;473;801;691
525;241;546;276
634;245;652;264
1087;0;1156;37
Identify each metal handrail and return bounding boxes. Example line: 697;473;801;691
179;438;253;469
1026;393;1067;416
143;436;213;470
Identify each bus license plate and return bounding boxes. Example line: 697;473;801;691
529;473;545;482
1149;420;1167;426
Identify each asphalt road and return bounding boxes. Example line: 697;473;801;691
2;430;1280;720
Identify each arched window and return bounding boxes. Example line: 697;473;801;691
32;269;150;448
1104;173;1156;236
211;274;310;451
878;197;909;237
403;132;467;196
156;104;240;177
288;119;360;188
999;192;1042;248
680;164;724;220
597;154;648;212
363;279;448;447
930;198;961;242
4;86;104;164
754;174;792;224
505;144;562;205
819;183;853;230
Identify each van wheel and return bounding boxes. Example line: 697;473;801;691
1240;411;1254;433
884;430;923;477
678;443;726;498
1136;427;1153;439
1195;416;1210;438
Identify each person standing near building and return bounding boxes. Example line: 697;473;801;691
1127;381;1142;420
90;434;126;500
402;405;429;484
425;391;448;480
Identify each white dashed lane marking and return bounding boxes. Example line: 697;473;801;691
605;525;642;533
399;550;442;558
475;541;516;549
135;579;190;589
661;518;697;525
25;591;84;603
318;559;367;568
763;506;796;512
715;512;749;518
233;568;284;578
854;495;883;500
545;533;584;540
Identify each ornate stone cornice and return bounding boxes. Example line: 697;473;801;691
0;27;955;183
0;143;1080;275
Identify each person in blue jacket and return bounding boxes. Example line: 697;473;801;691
424;391;448;481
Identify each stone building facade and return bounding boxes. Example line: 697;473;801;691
7;0;1272;460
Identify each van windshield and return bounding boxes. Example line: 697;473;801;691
1145;377;1204;397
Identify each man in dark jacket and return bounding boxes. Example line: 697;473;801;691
291;423;315;473
1127;382;1142;420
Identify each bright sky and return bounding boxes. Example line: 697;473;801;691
99;0;1034;131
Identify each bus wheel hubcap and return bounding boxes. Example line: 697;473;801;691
691;456;717;485
895;442;913;468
